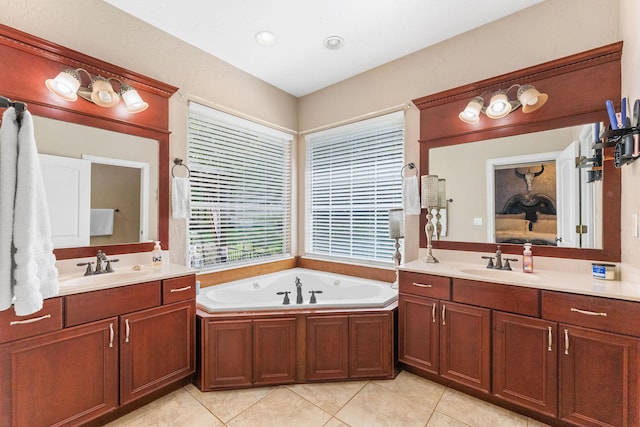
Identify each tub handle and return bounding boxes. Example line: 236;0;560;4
277;291;291;305
412;282;432;288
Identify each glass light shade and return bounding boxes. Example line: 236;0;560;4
518;85;548;113
421;175;439;208
90;76;120;107
388;208;404;239
438;179;446;208
324;36;345;50
255;31;277;46
486;91;511;119
458;96;483;124
121;85;149;113
45;69;81;101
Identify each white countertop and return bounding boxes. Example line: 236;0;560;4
400;258;640;303
55;252;195;296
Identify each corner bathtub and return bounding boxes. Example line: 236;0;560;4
197;268;398;313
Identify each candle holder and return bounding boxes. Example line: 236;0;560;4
421;175;439;263
435;178;446;240
388;208;404;289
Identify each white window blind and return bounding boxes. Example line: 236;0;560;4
187;102;292;270
305;111;404;264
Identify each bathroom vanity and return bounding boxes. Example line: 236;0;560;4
0;269;196;426
398;260;640;427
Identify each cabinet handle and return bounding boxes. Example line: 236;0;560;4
570;307;607;317
442;305;446;326
564;329;569;355
109;323;114;348
412;282;432;288
125;318;130;343
170;285;192;293
547;326;553;352
9;314;51;325
432;302;436;323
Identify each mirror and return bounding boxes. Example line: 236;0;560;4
34;116;158;248
429;123;603;249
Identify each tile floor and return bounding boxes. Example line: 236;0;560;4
106;371;551;427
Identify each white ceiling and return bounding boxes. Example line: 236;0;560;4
104;0;542;97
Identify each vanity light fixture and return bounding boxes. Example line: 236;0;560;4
45;68;149;113
459;84;548;124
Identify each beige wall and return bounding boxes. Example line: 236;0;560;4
298;0;620;262
0;0;298;264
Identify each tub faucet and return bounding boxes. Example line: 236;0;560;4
295;276;303;304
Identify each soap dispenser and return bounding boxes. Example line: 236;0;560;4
522;243;533;273
152;241;163;268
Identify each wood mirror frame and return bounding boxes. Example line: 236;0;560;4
0;24;178;260
413;42;622;262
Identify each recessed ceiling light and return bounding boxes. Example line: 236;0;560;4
255;31;277;46
324;36;345;50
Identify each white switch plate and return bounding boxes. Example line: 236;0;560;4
473;217;483;226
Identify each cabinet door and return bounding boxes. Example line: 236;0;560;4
120;301;195;404
440;301;491;392
349;313;392;378
493;312;557;418
307;315;349;381
398;294;439;375
0;318;118;427
559;324;640;427
253;318;296;385
202;319;253;389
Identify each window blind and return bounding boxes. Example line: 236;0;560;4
305;111;404;264
187;102;292;270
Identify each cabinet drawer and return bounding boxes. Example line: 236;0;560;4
399;271;451;299
453;279;540;317
65;281;162;327
163;275;196;304
0;298;63;343
542;291;640;337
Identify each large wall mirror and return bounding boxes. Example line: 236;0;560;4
0;24;177;260
414;42;622;261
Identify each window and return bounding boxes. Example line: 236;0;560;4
305;111;404;264
187;102;292;270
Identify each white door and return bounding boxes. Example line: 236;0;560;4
39;154;91;248
556;141;580;247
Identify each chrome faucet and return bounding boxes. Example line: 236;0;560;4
295;276;303;304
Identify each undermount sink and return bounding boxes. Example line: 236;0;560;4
59;268;158;288
459;268;542;282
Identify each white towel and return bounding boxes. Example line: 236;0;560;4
172;177;191;219
11;110;59;315
90;209;115;236
0;108;19;312
403;176;421;215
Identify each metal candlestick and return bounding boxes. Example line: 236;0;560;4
424;206;438;263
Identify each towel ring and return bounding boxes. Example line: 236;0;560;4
172;158;191;178
401;162;417;177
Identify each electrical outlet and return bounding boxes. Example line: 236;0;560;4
473;217;483;226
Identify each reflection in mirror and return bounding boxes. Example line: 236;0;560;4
33;116;158;248
429;123;603;249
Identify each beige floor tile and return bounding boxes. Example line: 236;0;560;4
335;382;433;427
184;383;276;423
287;380;367;414
527;417;552;427
105;387;223;427
373;370;446;409
324;417;351;427
226;387;332;427
427;411;472;426
436;389;528;427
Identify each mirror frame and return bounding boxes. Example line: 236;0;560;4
413;42;622;261
0;24;178;260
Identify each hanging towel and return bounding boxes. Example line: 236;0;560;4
0;108;19;312
403;176;421;215
172;177;190;219
11;110;59;315
90;209;115;236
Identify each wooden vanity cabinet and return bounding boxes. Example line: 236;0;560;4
307;315;350;380
0;274;196;427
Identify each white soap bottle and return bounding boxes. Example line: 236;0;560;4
152;241;163;268
522;243;533;273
